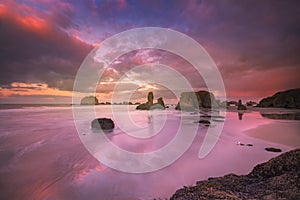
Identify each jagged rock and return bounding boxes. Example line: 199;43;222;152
80;96;99;105
136;92;166;110
175;90;218;111
157;97;165;108
91;118;114;130
237;99;247;110
170;149;300;200
256;88;300;109
136;92;154;110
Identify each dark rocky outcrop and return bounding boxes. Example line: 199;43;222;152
80;96;99;105
91;118;114;130
171;148;300;200
237;99;247;110
256;88;300;109
136;92;166;110
175;90;218;111
157;97;165;108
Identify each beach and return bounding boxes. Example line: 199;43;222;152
0;105;299;199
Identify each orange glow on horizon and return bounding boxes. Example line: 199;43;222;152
0;82;72;98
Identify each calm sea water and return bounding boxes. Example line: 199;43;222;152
0;105;298;199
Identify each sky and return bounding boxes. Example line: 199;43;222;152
0;0;299;104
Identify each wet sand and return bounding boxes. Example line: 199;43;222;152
245;122;300;148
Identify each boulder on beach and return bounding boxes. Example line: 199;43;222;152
80;96;99;105
256;88;300;109
171;148;300;200
91;118;114;130
136;92;166;110
175;90;218;111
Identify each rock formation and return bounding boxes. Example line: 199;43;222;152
136;92;166;110
237;99;247;110
80;96;99;105
157;97;165;108
256;88;300;109
171;148;300;200
91;118;114;130
175;90;218;111
246;101;257;106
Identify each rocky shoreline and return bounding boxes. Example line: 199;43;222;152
170;149;300;200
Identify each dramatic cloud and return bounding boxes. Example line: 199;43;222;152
0;1;92;92
0;0;299;103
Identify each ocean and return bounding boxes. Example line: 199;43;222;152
0;104;298;199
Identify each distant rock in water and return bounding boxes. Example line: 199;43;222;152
175;90;218;111
171;148;300;200
237;99;247;110
136;92;166;110
80;96;99;105
246;101;257;106
256;88;300;109
91;118;114;130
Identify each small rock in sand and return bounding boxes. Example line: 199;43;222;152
265;147;282;152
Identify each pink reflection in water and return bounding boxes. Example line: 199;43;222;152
0;106;298;199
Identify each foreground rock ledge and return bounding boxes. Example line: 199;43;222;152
170;148;300;200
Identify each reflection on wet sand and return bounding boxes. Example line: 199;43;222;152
260;113;300;120
238;112;244;120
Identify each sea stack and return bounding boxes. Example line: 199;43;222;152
80;96;99;105
136;92;166;110
237;99;247;110
175;90;218;111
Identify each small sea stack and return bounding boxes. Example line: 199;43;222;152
237;99;247;110
80;96;99;105
136;92;166;110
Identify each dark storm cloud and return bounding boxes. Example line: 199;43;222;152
182;0;300;72
0;1;93;91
